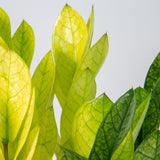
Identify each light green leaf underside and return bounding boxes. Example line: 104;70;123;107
132;87;151;142
133;130;160;160
73;94;113;158
0;41;31;142
59;145;87;160
17;126;40;160
111;130;134;160
144;52;160;92
58;69;96;159
8;88;35;160
52;4;87;64
12;20;35;68
89;89;136;160
0;8;12;48
32;50;55;115
32;107;58;159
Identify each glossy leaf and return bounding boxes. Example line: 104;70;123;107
59;145;87;160
17;127;40;160
144;52;160;92
32;50;55;115
0;39;31;142
73;94;113;158
111;130;134;160
0;8;12;48
12;20;35;68
132;87;151;142
89;89;136;160
8;88;35;160
133;130;160;160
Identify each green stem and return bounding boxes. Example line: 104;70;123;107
3;143;8;160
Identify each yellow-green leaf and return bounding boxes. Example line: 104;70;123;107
8;88;35;160
17;126;40;160
111;130;134;160
12;20;35;68
0;8;12;48
0;143;4;160
0;39;31;142
52;4;87;64
32;107;58;159
73;94;113;158
32;50;55;115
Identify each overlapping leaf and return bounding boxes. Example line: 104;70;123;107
133;130;160;160
89;89;136;160
0;39;32;142
8;88;35;160
73;94;113;158
17;127;40;160
12;20;35;68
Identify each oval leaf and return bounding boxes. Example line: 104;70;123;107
0;40;31;142
12;20;35;68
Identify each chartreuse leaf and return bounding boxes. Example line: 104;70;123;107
142;79;160;140
31;50;57;159
12;20;35;68
89;89;136;160
76;33;109;78
32;50;55;115
0;38;31;142
8;88;35;160
32;107;58;159
0;143;4;160
52;4;87;107
59;145;87;160
133;130;160;160
132;87;151;142
0;8;12;48
56;69;96;159
144;52;160;92
72;94;113;158
111;129;134;160
17;126;40;160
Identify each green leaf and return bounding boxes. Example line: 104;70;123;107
8;88;35;160
59;145;87;160
0;143;4;160
73;94;113;158
32;107;58;159
0;39;32;142
132;87;151;142
144;52;160;92
76;34;109;78
52;4;87;64
111;130;134;160
84;6;94;52
52;4;88;108
89;89;136;160
142;78;160;140
57;69;96;159
17;126;40;160
133;130;160;160
12;20;35;68
32;50;55;115
31;50;57;159
0;8;12;48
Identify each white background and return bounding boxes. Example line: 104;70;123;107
1;0;160;159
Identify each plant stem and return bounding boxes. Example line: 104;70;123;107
3;143;8;160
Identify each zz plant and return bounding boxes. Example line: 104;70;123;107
0;3;160;160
